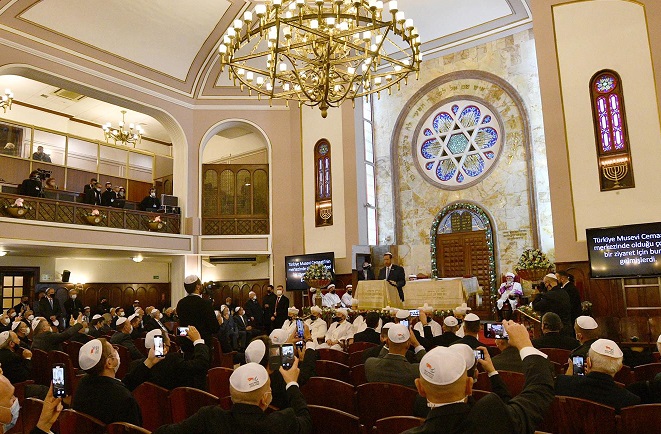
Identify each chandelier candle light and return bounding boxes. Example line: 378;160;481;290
218;0;421;117
0;88;13;113
102;110;144;147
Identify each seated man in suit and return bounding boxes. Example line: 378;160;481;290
353;311;381;345
532;312;580;350
31;315;85;353
109;316;143;360
451;313;487;350
365;324;426;389
403;321;554;434
566;316;601;372
428;316;461;347
491;336;524;373
555;339;640;411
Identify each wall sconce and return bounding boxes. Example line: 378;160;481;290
132;255;144;263
0;251;7;256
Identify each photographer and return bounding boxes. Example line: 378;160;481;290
32;145;51;162
19;170;44;197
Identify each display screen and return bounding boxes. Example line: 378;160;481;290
285;252;335;291
586;222;661;278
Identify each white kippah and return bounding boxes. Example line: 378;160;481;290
184;275;199;285
230;363;269;393
287;307;299;315
133;300;140;304
84;306;90;310
128;314;138;322
116;317;128;327
449;343;476;370
79;339;104;371
444;316;459;327
335;308;348;317
419;348;466;386
505;272;515;278
346;284;352;289
464;313;480;322
327;284;336;289
31;318;43;332
388;324;410;344
395;309;409;320
576;316;598;330
10;322;20;331
657;334;661;343
310;306;322;314
235;306;241;313
545;273;558;280
0;331;10;346
92;314;102;320
245;339;266;364
269;329;289;344
382;322;394;330
591;339;623;358
145;329;163;349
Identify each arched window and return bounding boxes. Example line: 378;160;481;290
314;139;333;226
590;70;634;190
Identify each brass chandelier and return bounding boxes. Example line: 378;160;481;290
0;88;13;113
218;0;421;117
102;110;144;147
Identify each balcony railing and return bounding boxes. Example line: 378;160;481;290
0;192;180;234
202;217;269;235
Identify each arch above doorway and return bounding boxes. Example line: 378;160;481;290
430;201;497;310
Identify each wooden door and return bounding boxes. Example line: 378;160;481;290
436;230;491;295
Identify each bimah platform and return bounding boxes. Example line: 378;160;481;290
355;278;468;310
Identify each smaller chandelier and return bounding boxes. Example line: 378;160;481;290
218;0;421;117
0;89;13;113
102;110;144;147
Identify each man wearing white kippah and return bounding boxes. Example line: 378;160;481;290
451;313;487;350
153;361;312;433
403;321;554;434
556;339;640;411
304;305;327;344
414;304;442;337
177;275;220;357
567;315;601;372
532;273;572;334
110;316;143;360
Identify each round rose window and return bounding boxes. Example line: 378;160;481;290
415;100;503;189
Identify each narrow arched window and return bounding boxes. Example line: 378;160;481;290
590;70;634;190
314;139;333;226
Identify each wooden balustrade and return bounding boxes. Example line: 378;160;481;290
202;217;269;235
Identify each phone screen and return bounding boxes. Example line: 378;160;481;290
296;319;305;339
484;322;508;339
400;319;409;328
52;364;66;398
572;356;585;376
268;345;281;372
409;309;420;317
474;349;485;360
154;335;164;358
281;344;295;370
177;327;189;337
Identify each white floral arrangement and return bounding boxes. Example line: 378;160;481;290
303;262;332;282
149;215;167;225
5;198;32;210
516;248;551;270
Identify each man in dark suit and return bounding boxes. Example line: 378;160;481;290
357;261;376;281
109;317;143;360
403;321;554;434
101;182;116;207
353;312;381;345
39;288;62;326
63;288;83;323
262;285;277;332
532;274;572;334
244;291;263;330
271;285;289;330
567;315;601;373
31;316;85;352
176;275;220;356
377;252;406;302
555;339;640;411
83;177;97;194
152;359;312;434
428;316;461;347
557;271;582;327
84;182;102;205
532;312;580;350
491;337;525;373
19;170;43;197
14;295;31;316
451;313;487;350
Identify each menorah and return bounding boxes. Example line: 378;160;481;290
602;162;628;188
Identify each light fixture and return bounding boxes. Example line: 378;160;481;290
0;89;13;113
218;0;421;117
132;255;144;263
0;251;7;257
102;110;144;147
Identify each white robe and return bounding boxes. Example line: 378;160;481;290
497;281;523;311
414;319;442;337
322;292;342;308
352;315;366;334
280;319;297;339
305;317;328;343
341;292;353;308
317;320;354;350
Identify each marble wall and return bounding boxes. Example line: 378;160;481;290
372;29;554;277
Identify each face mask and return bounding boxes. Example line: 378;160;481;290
27;315;34;321
310;315;317;321
276;290;283;296
84;328;89;334
96;188;101;192
1;398;20;432
150;192;155;197
52;320;59;327
363;264;370;269
347;291;352;295
119;192;125;197
332;316;340;323
251;296;257;301
119;312;125;317
9;313;15;318
113;351;121;374
71;294;77;299
106;187;112;191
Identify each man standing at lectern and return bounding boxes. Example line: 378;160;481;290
378;252;406;302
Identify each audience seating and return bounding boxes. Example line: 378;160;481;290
112;345;131;380
31;349;50;386
373;416;425;434
554;396;617;434
549;361;569;376
540;348;571;365
106;422;152;434
474;371;526;396
47;350;78;396
210;337;235;368
614;365;633;385
134;338;149;358
472;389;491;402
168;387;220;423
649;316;661;341
619;316;652;345
315;360;351;384
356;382;418;427
301;377;356;415
350;364;368;386
348;342;377;354
633;362;661;382
348;351;365;368
57;409;106;434
618;403;661;432
308;405;362;434
20;398;44;434
317;348;350;365
206;367;233;399
487;346;501;357
132;382;171;432
65;340;84;369
219;395;232;410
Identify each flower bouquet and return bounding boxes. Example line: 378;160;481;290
4;198;32;218
303;262;332;289
85;209;106;225
148;215;167;231
515;248;552;281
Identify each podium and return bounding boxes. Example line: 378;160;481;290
355;280;403;309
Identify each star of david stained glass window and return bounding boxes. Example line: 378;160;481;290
415;100;503;189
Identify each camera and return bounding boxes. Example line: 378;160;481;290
35;168;51;181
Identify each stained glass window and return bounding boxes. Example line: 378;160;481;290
314;140;333;226
415;100;502;189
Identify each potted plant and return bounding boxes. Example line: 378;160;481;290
148;215;167;231
3;198;32;218
85;209;106;225
303;262;332;307
515;248;552;281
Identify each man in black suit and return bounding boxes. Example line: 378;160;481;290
244;291;263;330
176;275;220;356
84;182;102;205
63;288;83;323
491;337;525;373
262;285;277;332
555;339;640;411
152;359;312;434
139;188;161;211
101;182;116;207
428;316;461;347
353;311;381;345
109;317;143;360
31;316;85;352
557;271;582;327
19;170;43;197
451;313;487;350
532;312;580;350
403;321;554;434
14;295;30;316
567;315;601;372
39;288;62;326
357;260;376;281
270;285;289;330
377;252;406;302
83;177;97;194
532;274;572;334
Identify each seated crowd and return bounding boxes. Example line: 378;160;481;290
0;276;659;433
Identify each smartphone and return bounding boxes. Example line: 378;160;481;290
281;343;295;370
295;340;304;350
483;322;508;339
296;319;305;339
268;345;282;371
177;326;189;337
409;309;420;317
400;319;409;328
52;363;66;398
153;334;165;358
572;356;585;376
474;349;485;360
